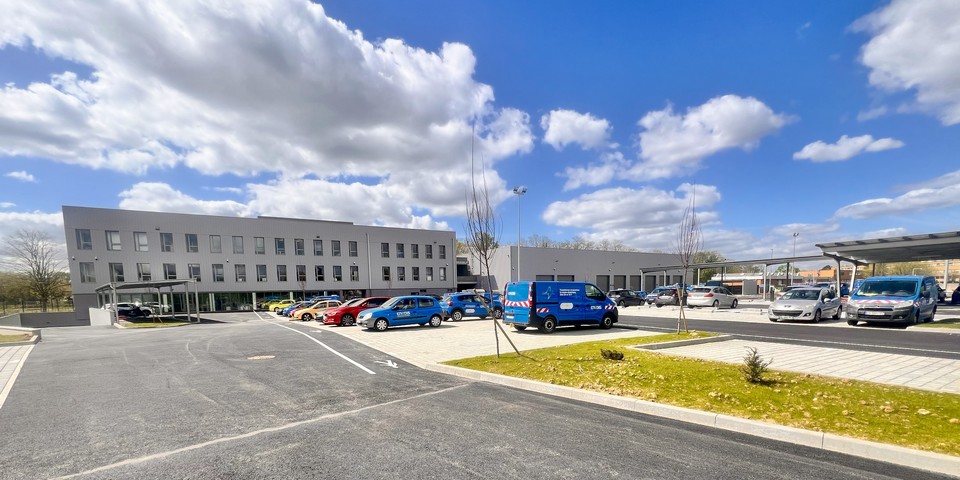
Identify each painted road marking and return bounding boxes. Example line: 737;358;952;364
254;311;375;374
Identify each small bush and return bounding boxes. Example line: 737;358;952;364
600;348;624;361
740;347;771;383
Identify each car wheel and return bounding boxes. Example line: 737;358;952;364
712;300;720;308
768;318;777;322
616;300;624;307
513;325;527;331
494;308;503;319
538;317;556;334
655;304;663;308
373;318;388;332
831;307;840;320
812;309;821;323
452;310;463;321
927;306;936;323
730;299;738;309
301;313;312;321
600;315;614;329
429;314;442;327
342;314;354;326
846;319;858;326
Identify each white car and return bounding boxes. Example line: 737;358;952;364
769;287;841;323
687;286;738;308
140;302;171;314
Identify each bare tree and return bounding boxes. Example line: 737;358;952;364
1;229;68;312
673;198;703;333
525;234;555;248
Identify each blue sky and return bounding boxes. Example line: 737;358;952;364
1;0;959;261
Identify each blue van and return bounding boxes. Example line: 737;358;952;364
844;275;938;326
502;281;617;333
358;295;444;331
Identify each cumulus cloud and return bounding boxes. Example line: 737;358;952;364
0;0;533;218
0;202;15;208
541;109;613;151
793;134;904;162
5;171;36;182
0;210;65;252
833;182;960;219
561;152;629;191
857;106;888;122
630;95;791;179
854;0;960;125
118;183;249;217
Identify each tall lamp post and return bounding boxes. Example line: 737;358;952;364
513;186;527;281
791;232;799;284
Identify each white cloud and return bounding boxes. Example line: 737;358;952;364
863;227;908;239
857;106;888;121
793;134;904;162
541;109;612;151
854;0;960;125
833;182;960;219
0;202;15;208
561;152;629;191
118;183;250;217
901;169;960;191
630;95;791;179
211;186;243;195
0;0;534;218
0;210;65;254
5;171;36;182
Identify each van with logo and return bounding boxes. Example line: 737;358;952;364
502;281;617;333
844;275;938;326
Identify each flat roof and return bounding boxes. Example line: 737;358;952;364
816;231;960;264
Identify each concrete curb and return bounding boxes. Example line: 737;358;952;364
425;362;960;478
631;334;733;350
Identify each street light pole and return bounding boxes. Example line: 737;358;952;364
513;186;527;282
791;232;799;284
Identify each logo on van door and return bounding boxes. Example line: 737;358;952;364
543;286;555;300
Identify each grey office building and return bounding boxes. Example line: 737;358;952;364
63;206;457;313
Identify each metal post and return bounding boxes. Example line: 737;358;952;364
512;186;527;281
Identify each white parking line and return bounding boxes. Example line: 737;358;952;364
253;311;375;375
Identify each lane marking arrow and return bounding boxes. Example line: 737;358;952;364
374;360;398;368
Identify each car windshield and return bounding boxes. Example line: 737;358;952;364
782;289;819;300
380;297;401;309
856;280;918;297
340;298;364;307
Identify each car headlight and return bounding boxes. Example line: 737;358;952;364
894;300;915;309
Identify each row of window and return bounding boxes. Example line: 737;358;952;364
76;229;447;259
78;262;448;284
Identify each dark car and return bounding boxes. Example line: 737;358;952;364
607;289;645;307
953;288;960;305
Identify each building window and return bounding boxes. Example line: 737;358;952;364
439;266;447;282
76;229;92;250
412;266;420;281
210;235;222;253
255;237;265;255
350;265;359;282
79;262;96;283
426;244;433;259
137;263;151;281
439;245;446;260
160;233;174;252
332;240;341;257
256;264;267;282
313;239;323;256
277;265;287;282
348;241;357;257
397;243;404;258
275;238;286;255
134;232;148;252
163;263;177;280
212;264;224;282
185;234;199;253
411;244;419;259
382;266;391;281
188;263;201;281
294;239;304;256
235;264;246;282
333;265;343;281
315;265;325;281
233;236;244;254
426;267;434;281
109;263;124;282
296;265;306;282
397;266;406;281
106;231;121;251
381;242;389;258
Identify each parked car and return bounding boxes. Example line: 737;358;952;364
359;296;444;331
768;287;840;323
292;300;342;321
686;286;738;309
267;299;296;312
501;281;616;333
654;288;681;307
936;285;946;303
103;303;148;318
606;289;645;307
323;297;390;326
281;301;311;317
645;287;671;305
845;275;938;326
953;288;960;305
775;284;816;300
141;302;171;314
633;290;647;299
441;292;503;321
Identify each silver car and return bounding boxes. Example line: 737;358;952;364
768;287;841;323
687;286;738;309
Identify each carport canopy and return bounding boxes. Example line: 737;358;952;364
816;231;960;264
94;279;200;323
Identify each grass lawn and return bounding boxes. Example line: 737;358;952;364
446;333;960;457
0;333;31;343
916;317;960;329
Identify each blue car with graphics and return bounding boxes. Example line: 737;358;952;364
359;295;444;331
441;292;504;321
502;281;617;333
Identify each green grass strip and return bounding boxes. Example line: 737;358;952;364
0;333;31;343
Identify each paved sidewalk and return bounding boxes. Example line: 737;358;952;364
0;345;35;410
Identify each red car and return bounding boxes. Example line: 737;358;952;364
322;297;390;326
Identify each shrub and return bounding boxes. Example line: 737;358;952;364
600;348;624;361
740;347;771;383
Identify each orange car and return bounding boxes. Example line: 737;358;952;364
291;300;342;321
